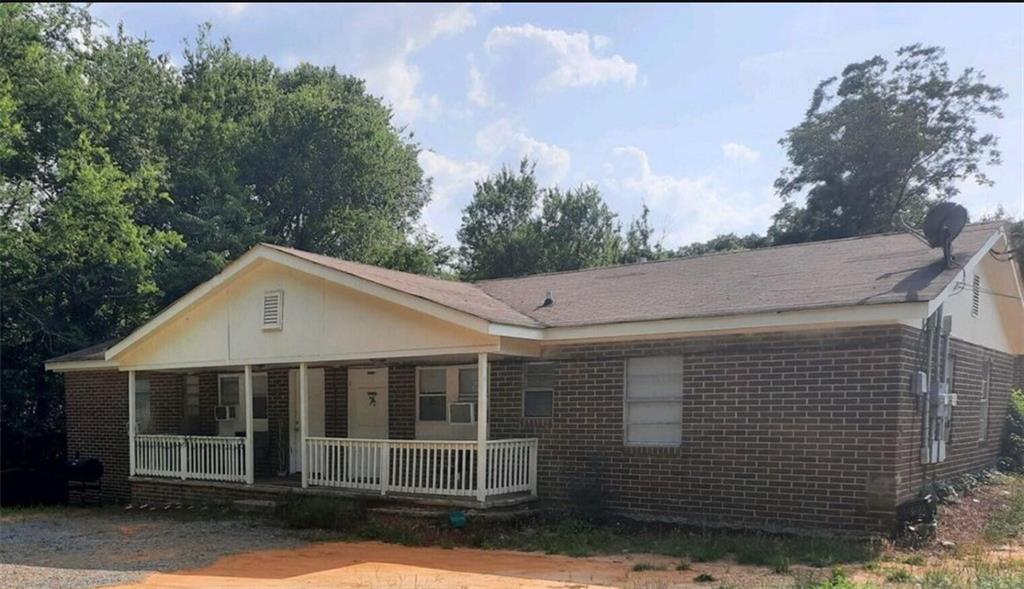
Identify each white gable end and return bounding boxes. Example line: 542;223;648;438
116;259;498;370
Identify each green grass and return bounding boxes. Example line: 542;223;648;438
885;568;913;583
982;477;1024;543
791;568;880;589
473;517;877;567
694;572;716;583
920;559;1024;589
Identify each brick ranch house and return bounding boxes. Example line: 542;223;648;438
47;222;1023;535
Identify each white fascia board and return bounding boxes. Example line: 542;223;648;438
491;301;929;343
116;344;503;372
104;248;267;360
45;359;119;372
927;229;1007;315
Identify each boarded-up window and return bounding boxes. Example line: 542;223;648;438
625;357;683;446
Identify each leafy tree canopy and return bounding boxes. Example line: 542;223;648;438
769;44;1006;244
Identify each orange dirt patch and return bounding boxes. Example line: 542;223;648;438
106;541;794;589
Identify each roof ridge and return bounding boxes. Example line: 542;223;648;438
475;221;1004;285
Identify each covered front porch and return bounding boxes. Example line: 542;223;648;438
128;353;538;504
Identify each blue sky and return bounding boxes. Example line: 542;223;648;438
92;3;1024;248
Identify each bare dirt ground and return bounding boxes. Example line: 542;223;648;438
3;476;1022;589
105;541;788;589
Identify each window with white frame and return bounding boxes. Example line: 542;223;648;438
457;368;478;403
135;378;152;434
418;368;447;421
523;362;555;418
624;356;683;447
217;373;268;419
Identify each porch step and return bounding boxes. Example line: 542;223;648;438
233;499;278;512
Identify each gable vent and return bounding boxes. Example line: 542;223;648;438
262;290;284;331
971;275;981;318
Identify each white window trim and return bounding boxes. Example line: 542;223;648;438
522;361;555;419
218;372;269;419
416;364;482;424
415;366;450;422
623;356;684;448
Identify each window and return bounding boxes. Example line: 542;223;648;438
184;375;201;433
219;375;240;406
971;275;981;318
135;378;152;434
523;362;555;418
218;374;268;419
262;290;284;331
418;368;447;421
980;358;992;441
458;368;478;403
625;356;683;447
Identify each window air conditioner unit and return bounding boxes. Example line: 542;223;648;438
214;405;237;421
449;402;476;424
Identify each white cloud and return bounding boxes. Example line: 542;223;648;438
361;4;479;122
604;146;776;246
467;61;493;107
722;142;760;163
476;120;571;184
418;150;490;241
484;24;637;90
215;3;249;17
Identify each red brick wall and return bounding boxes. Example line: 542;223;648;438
146;372;183;435
325;367;347;437
65;371;129;503
895;327;1018;502
388;365;416;440
490;326;908;534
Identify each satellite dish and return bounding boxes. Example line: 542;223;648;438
921;202;968;268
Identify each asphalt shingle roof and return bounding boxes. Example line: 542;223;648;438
48;222;1003;364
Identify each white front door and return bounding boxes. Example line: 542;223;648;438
347;368;388;481
348;368;388;438
288;368;325;474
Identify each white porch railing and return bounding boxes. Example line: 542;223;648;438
134;435;246;483
305;437;538;499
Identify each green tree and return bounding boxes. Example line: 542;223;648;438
771;44;1005;244
538;184;622;272
457;158;544;280
676;232;769;258
621;203;667;264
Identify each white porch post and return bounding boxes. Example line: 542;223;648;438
128;370;136;477
476;353;488;502
244;365;254;485
299;362;309;489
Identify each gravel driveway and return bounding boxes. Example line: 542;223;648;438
0;507;304;589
